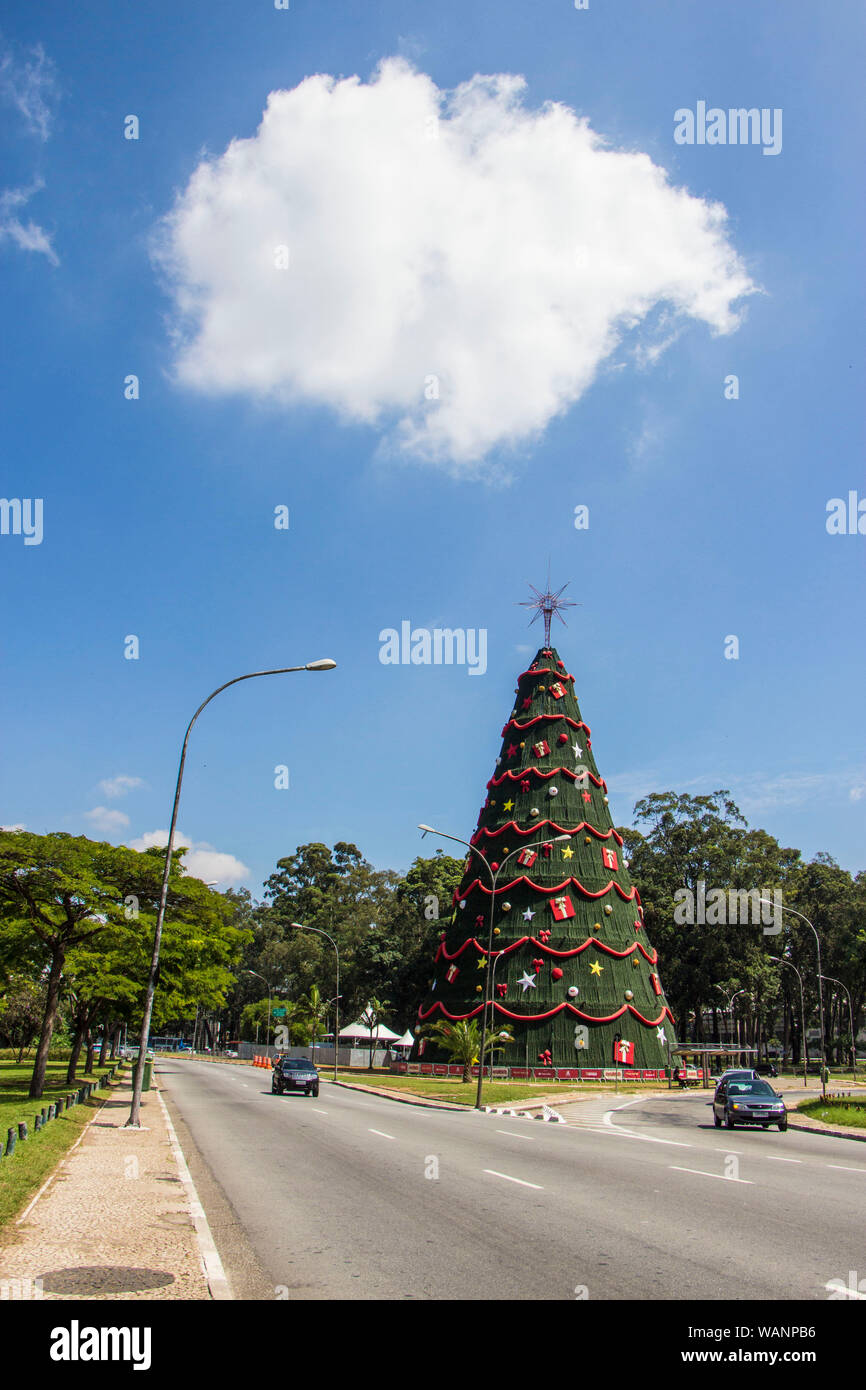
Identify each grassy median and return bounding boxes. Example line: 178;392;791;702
0;1059;121;1228
797;1097;866;1129
331;1071;675;1105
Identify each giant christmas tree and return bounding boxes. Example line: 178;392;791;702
415;585;676;1073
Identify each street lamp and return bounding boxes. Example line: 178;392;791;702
419;823;570;1109
760;900;826;1100
291;923;340;1084
124;658;337;1127
769;956;808;1087
714;985;747;1059
820;974;857;1083
246;970;276;1056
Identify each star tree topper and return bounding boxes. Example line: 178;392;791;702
518;578;579;648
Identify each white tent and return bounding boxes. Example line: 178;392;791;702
339;1019;401;1042
392;1030;415;1051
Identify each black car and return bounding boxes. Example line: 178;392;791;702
271;1057;320;1098
713;1077;787;1131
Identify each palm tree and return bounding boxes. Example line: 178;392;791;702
422;1019;514;1084
360;997;391;1070
295;984;328;1056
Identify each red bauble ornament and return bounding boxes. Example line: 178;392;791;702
551;967;564;981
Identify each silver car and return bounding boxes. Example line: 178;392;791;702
713;1077;787;1131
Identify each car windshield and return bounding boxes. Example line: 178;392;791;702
728;1081;775;1096
281;1060;312;1069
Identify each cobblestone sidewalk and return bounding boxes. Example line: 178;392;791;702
0;1072;222;1300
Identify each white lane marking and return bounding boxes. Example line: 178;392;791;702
710;1148;743;1155
827;1164;866;1174
484;1169;544;1189
669;1165;752;1185
312;1108;329;1115
368;1128;395;1140
766;1156;801;1163
823;1282;866;1300
600;1099;693;1147
495;1129;534;1140
157;1090;232;1300
601;1118;693;1148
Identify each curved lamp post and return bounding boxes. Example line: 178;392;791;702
820;974;857;1082
419;823;569;1110
769;956;808;1087
291;923;340;1084
760;899;826;1099
246;970;277;1057
125;658;337;1128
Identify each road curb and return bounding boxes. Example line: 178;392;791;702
155;1086;233;1299
331;1080;467;1111
787;1116;866;1143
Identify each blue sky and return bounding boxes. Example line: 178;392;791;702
1;0;864;892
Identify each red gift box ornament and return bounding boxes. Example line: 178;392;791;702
446;964;460;983
601;846;618;871
551;894;576;921
650;972;662;995
516;848;538;868
614;1039;634;1065
532;739;550;758
551;967;564;981
549;682;566;699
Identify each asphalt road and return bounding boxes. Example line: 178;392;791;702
159;1060;866;1301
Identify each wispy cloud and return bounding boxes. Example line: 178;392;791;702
0;38;57;141
0;181;57;265
84;806;131;833
98;775;145;799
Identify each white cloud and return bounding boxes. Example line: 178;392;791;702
1;823;26;831
0;40;56;141
156;58;756;472
128;829;250;886
850;786;865;803
85;806;131;833
0;181;57;265
98;775;145;799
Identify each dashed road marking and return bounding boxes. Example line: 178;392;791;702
483;1169;543;1189
368;1128;394;1140
495;1129;534;1141
669;1165;752;1184
827;1164;866;1174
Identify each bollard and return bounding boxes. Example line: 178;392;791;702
34;1114;42;1132
47;1103;55;1121
18;1121;28;1141
6;1127;16;1157
41;1107;48;1125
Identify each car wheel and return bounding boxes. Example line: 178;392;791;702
312;1087;319;1098
713;1114;721;1128
725;1115;735;1129
778;1120;787;1131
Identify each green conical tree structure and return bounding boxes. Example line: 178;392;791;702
416;638;676;1073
